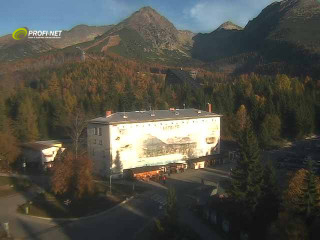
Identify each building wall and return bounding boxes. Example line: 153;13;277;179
109;117;220;171
87;123;111;175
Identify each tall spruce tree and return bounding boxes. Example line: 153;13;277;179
166;186;178;227
229;123;263;213
16;97;39;142
253;160;280;238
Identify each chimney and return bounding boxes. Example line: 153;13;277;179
106;110;112;117
208;103;212;113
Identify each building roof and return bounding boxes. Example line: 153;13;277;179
21;140;63;151
21;142;53;151
89;108;222;125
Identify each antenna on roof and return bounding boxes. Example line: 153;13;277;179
183;103;186;109
149;105;155;116
123;107;127;119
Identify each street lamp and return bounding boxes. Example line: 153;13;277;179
109;173;112;194
22;160;26;174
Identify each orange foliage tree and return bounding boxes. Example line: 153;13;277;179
283;168;320;214
51;152;94;199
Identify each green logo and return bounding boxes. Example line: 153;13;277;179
12;28;28;40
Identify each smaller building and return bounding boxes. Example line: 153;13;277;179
165;69;201;88
21;140;65;170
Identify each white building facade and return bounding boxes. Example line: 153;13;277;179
87;109;221;176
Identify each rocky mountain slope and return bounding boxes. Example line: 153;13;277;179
192;21;243;62
74;7;195;63
0;32;54;62
192;0;320;75
1;0;320;77
0;25;112;61
46;24;113;49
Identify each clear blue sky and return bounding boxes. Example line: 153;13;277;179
1;0;277;37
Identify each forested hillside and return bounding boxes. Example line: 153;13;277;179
0;56;319;150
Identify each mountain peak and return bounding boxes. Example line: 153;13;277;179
218;21;243;31
129;6;167;21
138;6;157;13
117;6;180;49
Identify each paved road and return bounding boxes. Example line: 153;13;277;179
0;185;166;240
0;169;227;240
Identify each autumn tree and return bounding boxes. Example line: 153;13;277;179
231;105;250;138
260;114;282;148
51;152;94;199
275;74;292;92
0;131;20;170
283;164;320;220
300;161;320;220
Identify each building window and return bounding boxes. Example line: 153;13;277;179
98;127;102;136
99;140;102;145
94;139;96;144
94;127;97;135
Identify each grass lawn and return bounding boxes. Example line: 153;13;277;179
0;176;31;198
18;182;147;219
134;218;202;240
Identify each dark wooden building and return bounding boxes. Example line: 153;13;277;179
165;69;201;88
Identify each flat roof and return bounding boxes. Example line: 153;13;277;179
21;140;63;151
89;108;222;125
21;143;53;151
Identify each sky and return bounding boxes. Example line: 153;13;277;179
0;0;278;37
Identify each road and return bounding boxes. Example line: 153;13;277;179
0;169;227;240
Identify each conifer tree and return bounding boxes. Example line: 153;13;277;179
16;97;39;142
166;186;178;227
254;161;279;237
299;160;320;220
229;123;263;213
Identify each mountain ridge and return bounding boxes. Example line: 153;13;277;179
1;1;320;77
